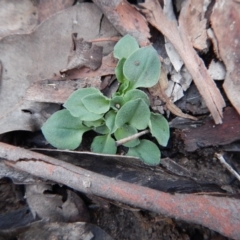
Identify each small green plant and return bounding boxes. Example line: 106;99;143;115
42;35;170;165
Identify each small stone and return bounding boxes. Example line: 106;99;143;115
148;227;153;235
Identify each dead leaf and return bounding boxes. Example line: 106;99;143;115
164;39;183;72
164;80;184;102
25;184;64;221
183;0;209;50
14;221;113;240
178;66;193;91
62;190;90;223
37;0;74;23
63;52;117;80
0;3;118;134
163;66;193;103
0;0;38;40
149;67;197;120
140;0;225;124
25;184;89;222
208;60;226;80
0;0;74;40
61;34;103;73
163;1;183;72
25;77;101;103
211;0;240;116
92;0;150;46
176;84;209;115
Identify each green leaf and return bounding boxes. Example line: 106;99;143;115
91;134;117;154
83;119;104;128
149;112;170;147
64;88;103;121
123;89;150;106
114;34;139;59
115;58;126;83
127;140;161;165
110;96;124;111
114;124;140;147
105;110;117;133
94;125;109;135
115;99;150;130
82;93;110;114
41;109;90;150
123;46;161;89
118;79;130;95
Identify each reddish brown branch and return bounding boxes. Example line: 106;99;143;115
0;142;239;239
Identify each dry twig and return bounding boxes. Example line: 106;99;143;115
0;142;240;239
115;129;149;147
215;152;240;182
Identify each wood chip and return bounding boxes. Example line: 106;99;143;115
180;107;240;152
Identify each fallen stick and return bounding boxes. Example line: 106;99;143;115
0;142;239;239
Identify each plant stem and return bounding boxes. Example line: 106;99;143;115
115;129;150;147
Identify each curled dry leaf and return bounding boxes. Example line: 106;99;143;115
63;52;117;80
25;184;64;221
164;80;184;103
211;0;240;116
25;184;90;222
149;67;197;121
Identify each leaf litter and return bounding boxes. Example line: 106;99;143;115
0;3;118;134
1;0;240;239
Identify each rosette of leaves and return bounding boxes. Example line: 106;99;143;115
42;34;170;165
